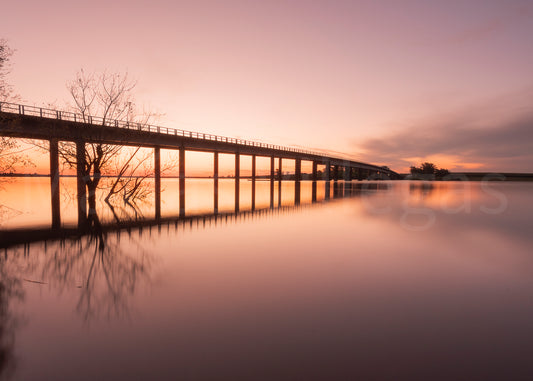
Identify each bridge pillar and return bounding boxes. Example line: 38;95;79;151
344;166;352;182
179;148;185;217
270;156;275;208
214;152;219;214
278;158;282;207
295;158;301;205
76;140;87;227
333;165;339;182
251;154;256;211
325;161;331;199
235;152;240;213
311;161;318;202
154;147;161;219
357;168;363;181
50;138;60;229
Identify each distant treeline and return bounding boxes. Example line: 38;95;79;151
446;172;533;181
400;172;533;181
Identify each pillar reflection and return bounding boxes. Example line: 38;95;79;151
32;176;393;253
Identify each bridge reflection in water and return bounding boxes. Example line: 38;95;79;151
0;181;391;250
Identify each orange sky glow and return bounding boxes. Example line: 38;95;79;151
3;0;533;174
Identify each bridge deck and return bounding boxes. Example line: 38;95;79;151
0;102;394;173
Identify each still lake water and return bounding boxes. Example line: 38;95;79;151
1;178;533;380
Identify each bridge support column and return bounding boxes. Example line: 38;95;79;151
214;152;219;214
251;154;256;211
76;140;87;227
333;165;339;182
235;153;240;213
325;162;331;199
179;148;185;217
270;156;275;208
295;158;301;205
154;147;161;219
278;158;282;207
50;138;60;229
344;166;352;182
312;161;318;202
357;168;363;181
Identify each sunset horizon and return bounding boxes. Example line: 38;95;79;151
2;0;533;174
2;2;533;380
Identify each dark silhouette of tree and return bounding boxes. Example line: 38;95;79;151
410;162;436;175
435;168;450;179
57;70;161;216
0;137;33;175
420;162;437;174
0;39;31;176
0;39;16;102
410;162;450;180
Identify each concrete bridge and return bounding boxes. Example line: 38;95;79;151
0;102;399;228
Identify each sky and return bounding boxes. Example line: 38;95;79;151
2;0;533;173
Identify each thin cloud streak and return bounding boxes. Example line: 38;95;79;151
356;103;533;173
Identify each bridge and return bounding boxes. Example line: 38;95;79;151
0;101;399;228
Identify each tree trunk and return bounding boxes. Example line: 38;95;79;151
87;183;97;218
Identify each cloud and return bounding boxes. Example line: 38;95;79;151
356;101;533;173
438;3;533;46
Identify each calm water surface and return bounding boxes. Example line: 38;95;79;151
1;178;533;380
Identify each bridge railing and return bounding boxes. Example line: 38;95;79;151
0;101;325;156
0;101;394;173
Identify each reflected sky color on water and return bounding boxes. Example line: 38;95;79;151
1;179;533;380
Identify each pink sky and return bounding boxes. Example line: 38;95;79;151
3;0;533;173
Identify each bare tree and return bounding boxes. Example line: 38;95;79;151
0;38;16;102
66;69;137;124
0;137;33;174
1;39;30;177
61;69;161;218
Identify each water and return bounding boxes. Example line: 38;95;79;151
1;178;533;380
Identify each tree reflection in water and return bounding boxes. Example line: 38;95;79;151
0;212;154;379
41;213;153;321
0;252;24;381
